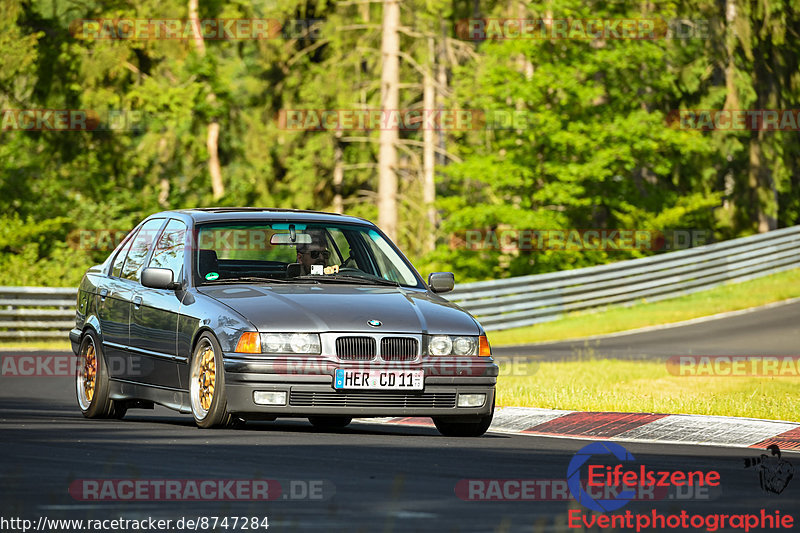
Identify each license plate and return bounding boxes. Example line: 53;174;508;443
334;369;423;390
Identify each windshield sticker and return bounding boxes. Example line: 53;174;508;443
205;272;220;281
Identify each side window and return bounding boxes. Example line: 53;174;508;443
362;230;416;284
148;219;187;282
327;228;350;265
111;229;138;277
120;219;165;282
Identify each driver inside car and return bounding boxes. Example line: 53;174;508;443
296;234;339;275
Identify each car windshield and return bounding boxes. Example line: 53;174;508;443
193;222;422;288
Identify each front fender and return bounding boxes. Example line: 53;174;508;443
177;289;257;358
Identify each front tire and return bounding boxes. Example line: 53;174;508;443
76;330;126;419
190;333;234;428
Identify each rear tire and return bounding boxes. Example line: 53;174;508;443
433;399;494;437
190;333;233;428
76;330;127;419
308;416;352;429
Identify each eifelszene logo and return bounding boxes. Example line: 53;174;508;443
567;442;721;511
567;442;637;511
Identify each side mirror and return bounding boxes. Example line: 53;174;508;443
428;272;455;293
141;267;180;290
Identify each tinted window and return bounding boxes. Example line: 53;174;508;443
194;222;422;287
120;219;165;282
148;219;187;282
361;229;416;284
111;229;138;277
328;228;352;264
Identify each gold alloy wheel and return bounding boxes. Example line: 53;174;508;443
83;343;97;402
190;337;219;420
197;345;216;411
77;335;98;411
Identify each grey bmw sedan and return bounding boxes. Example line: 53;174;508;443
71;208;497;436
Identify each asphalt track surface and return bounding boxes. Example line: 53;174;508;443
493;300;800;361
1;376;799;532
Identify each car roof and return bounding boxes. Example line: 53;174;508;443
158;207;375;226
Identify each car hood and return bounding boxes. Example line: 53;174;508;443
196;284;480;335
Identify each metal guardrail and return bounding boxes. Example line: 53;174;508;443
448;226;800;331
0;226;798;338
0;286;77;339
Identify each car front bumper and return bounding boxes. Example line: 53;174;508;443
222;354;497;417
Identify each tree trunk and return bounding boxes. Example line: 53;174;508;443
423;48;436;252
722;0;738;214
747;15;778;233
158;178;170;207
189;0;224;200
724;0;739;111
206;121;224;200
748;128;777;232
333;131;344;213
378;0;400;240
436;20;447;167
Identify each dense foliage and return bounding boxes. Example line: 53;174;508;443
1;0;798;286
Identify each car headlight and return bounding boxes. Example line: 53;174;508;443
429;335;453;356
428;335;479;356
259;333;321;354
453;336;478;355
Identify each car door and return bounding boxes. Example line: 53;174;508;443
115;218;166;384
97;229;139;379
130;218;187;390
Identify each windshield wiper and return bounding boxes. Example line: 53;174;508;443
295;274;399;287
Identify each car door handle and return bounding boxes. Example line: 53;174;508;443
133;295;143;308
99;288;108;300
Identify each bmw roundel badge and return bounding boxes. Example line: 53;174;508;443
367;319;382;327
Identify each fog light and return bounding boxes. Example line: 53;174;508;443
253;391;287;406
457;393;486;408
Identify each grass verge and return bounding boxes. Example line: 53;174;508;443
487;267;800;346
496;358;799;422
0;340;72;351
